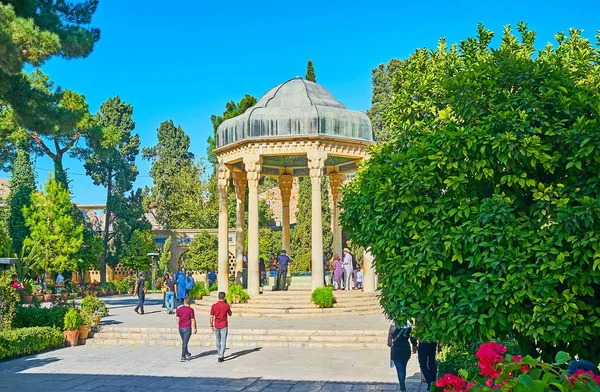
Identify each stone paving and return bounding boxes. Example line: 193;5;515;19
0;294;428;391
0;346;425;391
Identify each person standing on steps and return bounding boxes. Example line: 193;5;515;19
274;249;291;291
210;292;232;363
342;248;354;290
332;254;343;290
176;269;187;307
176;297;197;361
388;320;413;392
133;273;146;315
185;271;195;298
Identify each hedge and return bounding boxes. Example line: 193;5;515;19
0;327;64;361
13;306;69;330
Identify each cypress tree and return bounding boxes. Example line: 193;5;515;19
305;60;316;83
8;140;35;257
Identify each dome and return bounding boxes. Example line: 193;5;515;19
216;77;374;148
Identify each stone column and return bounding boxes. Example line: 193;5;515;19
232;172;247;285
362;248;376;293
217;163;231;293
307;150;327;290
329;173;344;258
243;154;262;297
279;175;293;253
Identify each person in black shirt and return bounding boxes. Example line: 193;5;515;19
388;321;412;392
133;273;147;315
163;273;176;314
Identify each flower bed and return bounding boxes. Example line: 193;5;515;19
436;342;600;391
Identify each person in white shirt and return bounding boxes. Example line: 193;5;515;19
55;272;65;294
356;267;363;289
342;248;354;290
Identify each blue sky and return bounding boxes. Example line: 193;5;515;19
19;0;600;204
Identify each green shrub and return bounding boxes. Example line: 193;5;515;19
311;286;335;308
63;309;81;331
209;282;218;292
226;284;249;304
189;282;209;299
13;306;69;329
0;327;64;361
0;285;19;331
80;295;108;316
79;310;94;326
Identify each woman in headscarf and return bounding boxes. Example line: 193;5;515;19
176;270;187;307
332;254;343;290
388;320;412;392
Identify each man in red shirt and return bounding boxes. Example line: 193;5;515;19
176;297;197;361
210;292;232;362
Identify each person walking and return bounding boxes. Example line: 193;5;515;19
176;270;187;307
388;321;412;392
418;341;438;391
185;271;195;298
332;254;343;290
133;273;146;315
176;297;197;361
274;250;291;291
210;292;232;363
242;252;248;289
342;248;354;290
163;273;176;314
207;269;217;288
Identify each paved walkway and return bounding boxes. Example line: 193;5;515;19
100;294;391;330
0;346;425;391
0;294;429;391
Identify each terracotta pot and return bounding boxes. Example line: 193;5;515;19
61;292;68;299
24;295;33;304
195;292;203;300
108;290;114;295
82;291;89;298
64;330;80;347
35;295;44;302
78;325;91;339
43;294;53;302
70;293;77;299
92;315;102;327
97;290;105;297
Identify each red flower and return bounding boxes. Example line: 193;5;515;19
436;374;473;392
569;370;600;386
476;342;506;378
511;355;530;373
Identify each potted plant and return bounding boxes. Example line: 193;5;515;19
78;310;93;339
81;295;109;317
63;308;82;347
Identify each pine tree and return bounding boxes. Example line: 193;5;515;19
305;60;316;83
84;96;140;286
8;140;35;257
22;174;83;277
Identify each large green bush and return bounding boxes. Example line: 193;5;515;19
341;24;600;362
13;306;69;330
311;286;335;308
0;327;64;361
226;284;249;304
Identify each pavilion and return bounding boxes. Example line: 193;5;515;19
214;76;375;296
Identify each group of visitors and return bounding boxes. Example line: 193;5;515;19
240;249;292;291
331;248;363;290
388;320;438;392
131;271;232;363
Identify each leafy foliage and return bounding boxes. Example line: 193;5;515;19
7;143;34;257
0;327;64;361
63;308;81;331
311;286;334;308
226;284;249;304
80;295;108;317
158;236;172;276
366;59;402;143
23;174;83;275
120;229;156;272
183;230;218;273
13;306;69;330
305;60;316;83
291;177;333;272
340;23;600;362
0;285;18;331
259;228;282;261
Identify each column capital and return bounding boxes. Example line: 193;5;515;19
278;175;293;207
307;150;327;179
232;171;247;200
329;172;345;201
243;154;262;189
217;163;231;190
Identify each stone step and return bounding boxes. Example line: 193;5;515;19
193;301;380;310
83;338;384;349
99;327;387;336
231;310;383;318
93;332;385;343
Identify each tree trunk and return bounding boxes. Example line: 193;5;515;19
99;169;112;287
53;156;69;189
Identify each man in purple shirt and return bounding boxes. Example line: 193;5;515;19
274;250;291;291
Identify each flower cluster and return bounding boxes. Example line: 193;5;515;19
570;370;600;386
436;374;475;392
476;341;506;378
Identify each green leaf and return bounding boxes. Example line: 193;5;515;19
553;351;571;365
